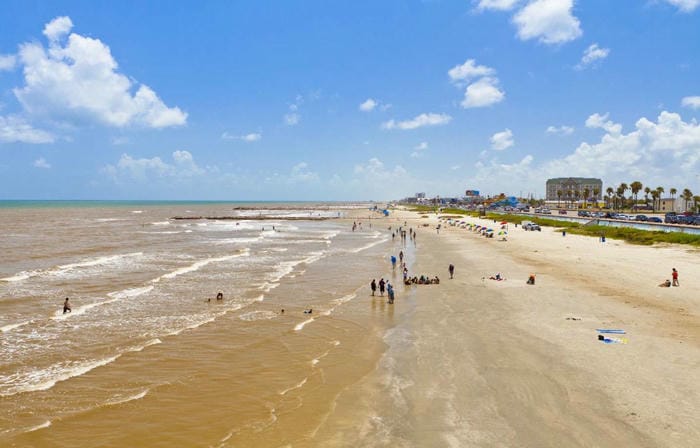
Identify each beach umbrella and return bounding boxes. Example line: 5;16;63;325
500;221;508;225
486;228;493;232
498;231;508;235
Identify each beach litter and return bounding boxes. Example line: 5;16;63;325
597;329;628;344
596;329;626;334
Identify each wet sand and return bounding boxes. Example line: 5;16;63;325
313;210;698;447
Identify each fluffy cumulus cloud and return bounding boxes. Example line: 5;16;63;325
103;150;207;182
448;59;495;83
575;43;610;70
585;112;622;134
681;96;700;109
546;125;574;135
0;115;54;143
284;113;300;126
468;111;700;196
33;157;51;169
461;77;505;108
512;0;582;45
662;0;700;12
475;0;521;11
13;16;187;129
0;54;16;71
359;98;378;112
382;113;452;130
490;128;514;150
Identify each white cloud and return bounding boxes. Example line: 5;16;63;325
575;43;610;70
468;111;700;197
359;98;378;112
546;125;574;135
33;157;51;169
411;141;429;158
490;128;514;150
284;113;300;126
382;113;452;130
43;16;73;41
13;16;187;129
585;112;622;134
111;136;130;145
461;77;505;108
222;132;261;142
0;115;55;143
513;0;582;45
0;54;16;71
448;59;495;83
681;96;700;109
662;0;700;12
450;165;461;170
476;0;521;11
103;150;207;182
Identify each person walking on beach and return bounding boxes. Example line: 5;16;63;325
370;279;377;296
391;255;397;269
379;278;386;296
63;297;72;314
448;264;454;279
672;268;679;286
387;283;395;304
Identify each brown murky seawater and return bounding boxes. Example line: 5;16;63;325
0;203;414;447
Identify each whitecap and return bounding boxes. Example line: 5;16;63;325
105;389;149;406
294;317;314;331
279;377;307;395
107;285;154;300
1;320;31;333
25;420;51;433
152;250;249;283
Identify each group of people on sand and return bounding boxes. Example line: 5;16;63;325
404;275;439;285
658;268;680;287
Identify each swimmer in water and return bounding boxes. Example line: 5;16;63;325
303;309;313;314
216;292;223;301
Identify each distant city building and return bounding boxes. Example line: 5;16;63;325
465;190;480;197
546;177;603;201
415;192;426;199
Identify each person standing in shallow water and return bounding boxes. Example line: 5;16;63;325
672;268;679;286
370;279;377;296
448;264;455;279
379;278;386;296
63;297;72;314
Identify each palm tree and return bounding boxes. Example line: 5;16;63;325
557;190;562;208
567;190;574;208
593;187;600;208
670;187;677;212
694;195;700;213
630;181;643;211
644;186;651;208
574;190;581;209
655;186;665;211
606;187;614;209
583;187;590;209
616;184;627;211
651;190;660;212
681;188;693;212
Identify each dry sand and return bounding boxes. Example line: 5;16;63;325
313;209;699;447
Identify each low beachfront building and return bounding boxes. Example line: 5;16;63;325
658;197;696;213
546;177;603;202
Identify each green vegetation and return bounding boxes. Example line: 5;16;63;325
482;213;700;247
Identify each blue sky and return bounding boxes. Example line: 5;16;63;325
1;0;699;200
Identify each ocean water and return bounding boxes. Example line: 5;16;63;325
0;202;405;447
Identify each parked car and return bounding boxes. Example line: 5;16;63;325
521;221;541;231
541;208;552;214
558;209;568;215
577;210;591;217
635;215;648;221
647;217;663;223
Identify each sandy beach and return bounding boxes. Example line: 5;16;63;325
312;209;698;447
2;205;698;447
